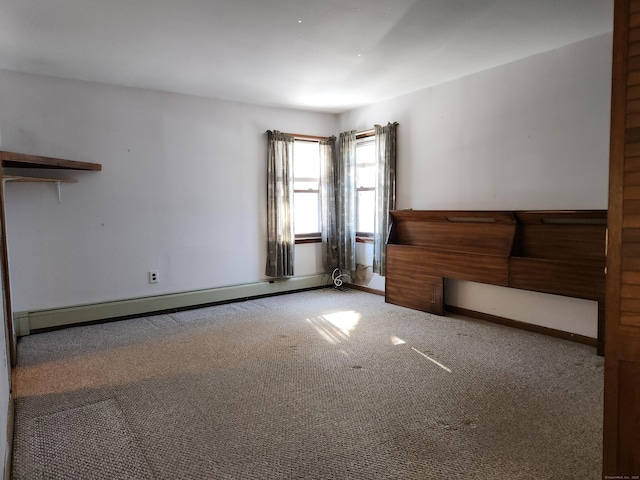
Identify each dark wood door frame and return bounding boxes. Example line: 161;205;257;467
604;0;640;475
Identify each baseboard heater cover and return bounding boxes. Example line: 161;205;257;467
15;275;328;336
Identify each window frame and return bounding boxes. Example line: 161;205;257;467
292;135;325;244
286;130;376;245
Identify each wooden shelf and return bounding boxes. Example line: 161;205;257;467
0;150;100;367
0;151;101;171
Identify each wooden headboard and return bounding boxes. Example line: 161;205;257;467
388;210;517;256
385;209;607;354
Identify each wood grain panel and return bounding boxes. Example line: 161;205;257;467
618;331;640;360
385;280;442;314
628;84;640;99
625;127;640;143
0;151;102;171
630;42;640;57
625;144;640;157
625;156;640;171
423;250;508;285
628;70;640;85
621;283;640;298
395;222;515;256
622;255;640;271
385;282;443;314
620;313;640;326
624;169;640;185
623;214;640;227
622;270;640;284
625;198;640;214
630;28;640;44
514;224;606;261
605;0;640;473
622;243;640;257
627;113;640;128
510;257;605;302
617;361;640;472
385;246;444;313
513;210;607;223
387;244;510;286
624;185;640;199
389;210;516;224
390;211;516;257
629;56;640;73
621;297;640;311
622;227;640;241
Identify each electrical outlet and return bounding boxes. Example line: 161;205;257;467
148;270;159;284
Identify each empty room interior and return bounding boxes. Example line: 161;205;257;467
1;0;639;479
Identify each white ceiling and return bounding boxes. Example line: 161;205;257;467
0;0;613;113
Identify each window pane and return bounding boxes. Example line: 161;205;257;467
293;139;320;236
357;164;376;188
294;141;320;181
357;190;375;233
356;141;376;188
294;192;319;235
356;139;376;234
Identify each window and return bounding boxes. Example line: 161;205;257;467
356;135;375;238
293;139;321;241
291;132;377;243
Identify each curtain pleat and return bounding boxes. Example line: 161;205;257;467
319;136;339;271
266;130;295;277
337;131;357;272
373;122;398;276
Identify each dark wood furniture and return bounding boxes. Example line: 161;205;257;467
604;0;640;474
0;151;102;171
385;209;607;355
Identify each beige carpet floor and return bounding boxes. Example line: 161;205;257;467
11;289;604;479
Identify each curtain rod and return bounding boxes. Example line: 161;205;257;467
280;128;375;140
356;129;375;138
285;132;329;140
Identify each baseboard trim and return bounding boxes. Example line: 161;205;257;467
15;281;595;348
446;305;598;348
346;283;385;296
16;275;330;336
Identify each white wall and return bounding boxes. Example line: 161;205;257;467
339;33;612;338
0;70;336;312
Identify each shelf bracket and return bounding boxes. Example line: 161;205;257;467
2;175;77;203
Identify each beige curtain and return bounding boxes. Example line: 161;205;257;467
319;136;338;271
373;122;398;276
265;130;295;277
337;131;357;272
